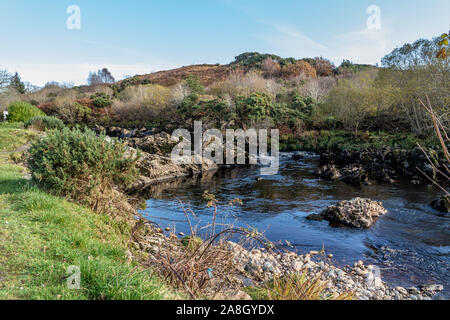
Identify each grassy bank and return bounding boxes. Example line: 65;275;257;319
0;123;176;300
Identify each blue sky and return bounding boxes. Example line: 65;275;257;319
0;0;448;86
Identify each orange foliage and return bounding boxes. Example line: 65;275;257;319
281;61;317;79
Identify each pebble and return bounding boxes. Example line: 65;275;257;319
408;287;420;294
145;232;443;301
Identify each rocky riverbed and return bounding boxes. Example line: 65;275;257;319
132;223;444;300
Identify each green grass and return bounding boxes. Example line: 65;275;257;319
0;123;177;300
0;122;38;153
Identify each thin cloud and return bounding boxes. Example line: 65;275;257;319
260;20;392;65
331;27;392;65
258;21;328;58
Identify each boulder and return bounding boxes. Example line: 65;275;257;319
307;198;388;228
314;165;341;181
430;196;450;213
127;149;218;192
128;132;175;155
340;165;368;185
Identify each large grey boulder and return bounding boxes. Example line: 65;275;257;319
307;198;388;228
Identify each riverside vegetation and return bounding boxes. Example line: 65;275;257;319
0;35;448;300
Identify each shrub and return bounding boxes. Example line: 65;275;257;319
113;84;173;123
7;101;45;122
53;99;92;124
336;60;374;75
236;92;273;121
91;92;112;108
28;127;139;213
232;52;296;69
261;58;281;78
209;71;282;97
281;61;317;78
25;116;65;131
298;76;338;102
235;92;303;125
304;57;336;76
184;75;205;97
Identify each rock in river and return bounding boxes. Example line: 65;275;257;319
307;197;388;228
430;196;450;213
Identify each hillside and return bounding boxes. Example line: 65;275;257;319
118;64;233;88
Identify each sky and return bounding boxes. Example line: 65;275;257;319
0;0;448;86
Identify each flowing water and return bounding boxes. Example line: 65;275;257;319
140;152;449;298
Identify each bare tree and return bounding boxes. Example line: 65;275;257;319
300;76;337;102
261;58;281;78
87;68;115;85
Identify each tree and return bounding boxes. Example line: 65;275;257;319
0;70;12;92
280;60;317;78
377;35;450;135
437;31;449;59
261;58;281;78
87;68;115;85
10;72;26;94
382;38;439;69
304;57;335;76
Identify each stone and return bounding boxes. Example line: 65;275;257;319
407;287;420;294
314;165;341;181
430;196;450;213
312;198;388;228
306;214;324;221
420;284;444;292
340;165;369;185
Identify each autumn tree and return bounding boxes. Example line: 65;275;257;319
281;60;317;78
304;57;335;76
436;31;449;58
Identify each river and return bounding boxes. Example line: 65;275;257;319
139;152;449;298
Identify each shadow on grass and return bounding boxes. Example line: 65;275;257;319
0;177;31;195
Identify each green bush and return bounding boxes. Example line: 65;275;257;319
25;116;65;131
28;127;139;211
184;75;205;96
7;101;45;123
91;92;112;108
